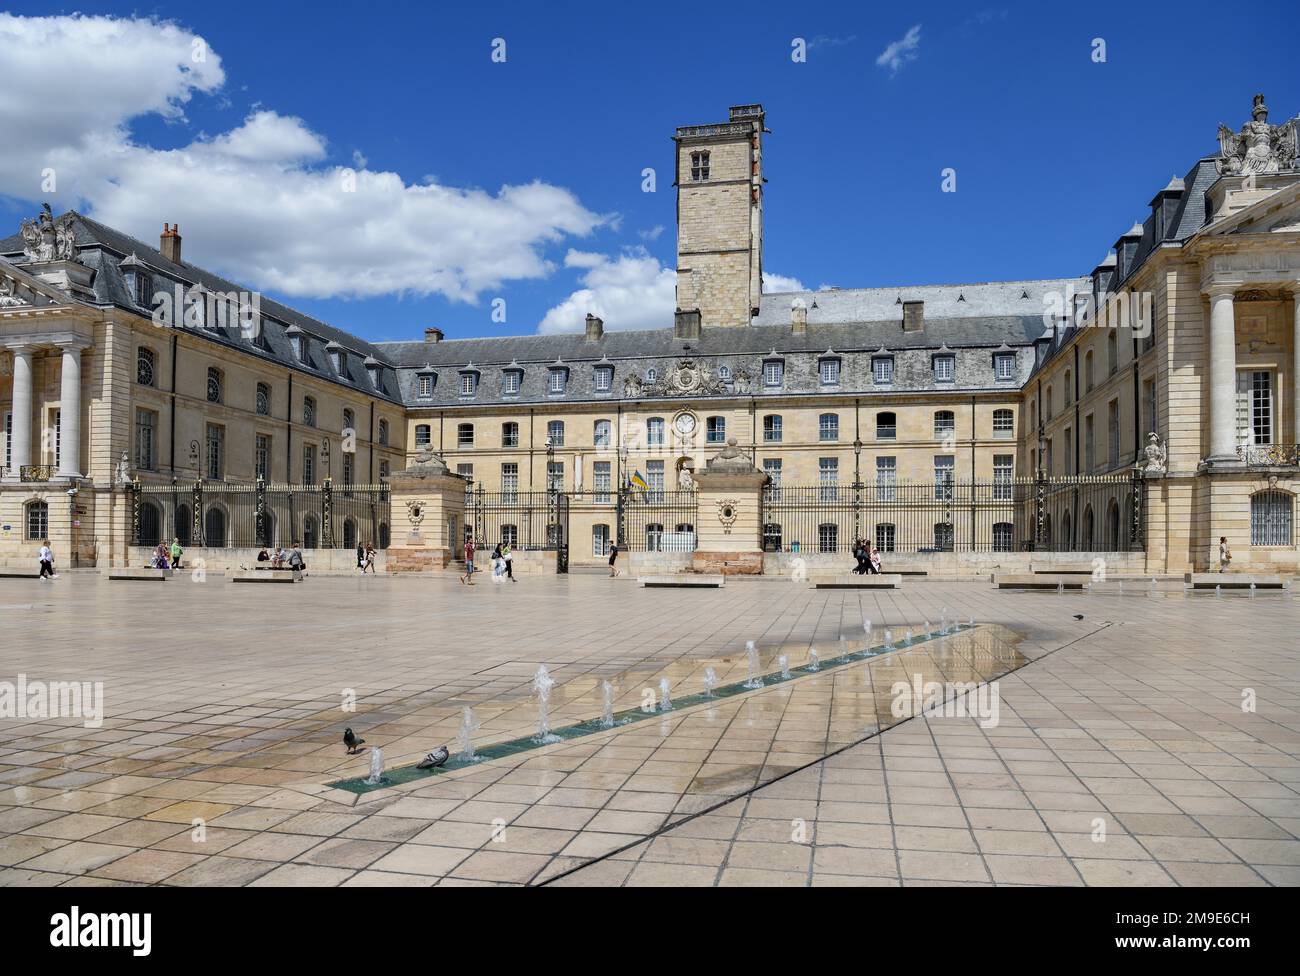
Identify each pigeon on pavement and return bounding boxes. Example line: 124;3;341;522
343;727;365;754
417;746;450;769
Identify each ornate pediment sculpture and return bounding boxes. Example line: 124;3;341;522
1216;94;1299;176
20;204;79;264
623;357;732;399
0;276;29;307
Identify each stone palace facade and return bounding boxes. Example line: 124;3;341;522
1;97;1297;573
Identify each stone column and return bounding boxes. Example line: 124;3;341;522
8;345;33;475
690;437;768;575
1293;286;1300;445
1206;285;1239;461
57;342;85;479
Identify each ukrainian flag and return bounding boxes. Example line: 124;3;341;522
630;469;649;492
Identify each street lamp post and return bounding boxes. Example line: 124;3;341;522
852;437;864;545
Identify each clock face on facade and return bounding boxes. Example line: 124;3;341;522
674;412;697;435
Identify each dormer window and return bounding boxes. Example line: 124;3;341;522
933;354;955;383
873;356;894;385
994;352;1016;381
819;357;841;386
417;373;434;399
594;366;613;392
287;330;306;363
460;371;478;397
690;150;710;181
502;369;521;396
328;345;346;375
548;367;568;394
763;359;784;387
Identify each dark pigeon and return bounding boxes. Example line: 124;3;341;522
343;727;365;754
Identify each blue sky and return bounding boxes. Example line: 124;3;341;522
2;1;1297;343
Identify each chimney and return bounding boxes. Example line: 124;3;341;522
584;313;604;340
674;308;701;341
790;299;808;334
902;300;924;332
160;223;182;264
424;327;443;343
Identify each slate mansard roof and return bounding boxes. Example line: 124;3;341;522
0;212;405;404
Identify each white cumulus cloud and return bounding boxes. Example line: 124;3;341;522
876;24;922;75
538;248;676;334
762;271;806;293
0;13;609;303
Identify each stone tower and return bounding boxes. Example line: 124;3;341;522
674;104;765;329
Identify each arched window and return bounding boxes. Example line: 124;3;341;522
378;419;389;446
139;501;161;547
934;410;956;440
645;368;657;384
1081;506;1094;550
303;515;318;550
204;507;227;548
176;504;191;547
342;518;357;550
992;522;1013;552
256;382;271;416
137;347;156;387
206;366;223;404
25;500;48;540
875;523;896;552
876;412;897;440
593;419;612;448
302;396;316;427
1251;490;1293;546
1106;499;1120;551
457;423;474;448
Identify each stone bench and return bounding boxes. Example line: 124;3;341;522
995;573;1089;589
1184;573;1288;590
106;568;172;581
639;574;724;588
232;569;302;583
810;574;903;589
1030;563;1096;575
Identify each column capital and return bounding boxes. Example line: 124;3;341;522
2;342;34;355
1202;281;1239;299
55;337;93;352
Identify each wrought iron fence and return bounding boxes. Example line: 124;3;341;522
617;488;698;552
471;488;564;551
132;480;390;549
760;474;1142;554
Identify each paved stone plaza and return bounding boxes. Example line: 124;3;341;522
0;572;1297;887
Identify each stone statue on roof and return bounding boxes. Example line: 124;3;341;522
20;204;78;263
1217;94;1298;176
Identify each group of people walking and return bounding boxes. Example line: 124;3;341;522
852;539;883;575
147;538;184;570
354;542;377;573
460;535;517;584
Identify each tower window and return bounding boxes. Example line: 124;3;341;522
690;151;710;181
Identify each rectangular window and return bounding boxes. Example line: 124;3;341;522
646;460;664;501
763;361;783;387
502;371;520;395
501;462;518;503
875;456;896;502
818;457;838;502
303;444;315;484
592;523;610;557
820;359;840;385
255;433;270;481
342;453;354;487
819;414;839;441
993;409;1014;438
994;353;1015;381
763;415;782;442
1084;415;1095;472
547;421;565;447
418;374;433;398
205;424;224;481
873;357;894;385
502;423;518;448
1236;371;1273;447
458;424;474;448
1108;399;1121;467
934;455;954;500
593;461;611;503
547;461;564;491
993;455;1013;501
134;409;156;471
647;418;665;447
706;416;726;444
818;523;838;554
595;367;612;392
762;458;782;501
934;356;955;383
